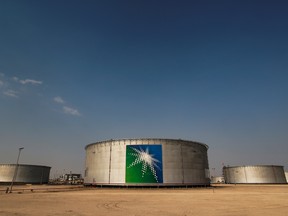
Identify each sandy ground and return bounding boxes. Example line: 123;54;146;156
0;184;288;216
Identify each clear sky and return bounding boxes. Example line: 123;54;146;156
0;0;287;177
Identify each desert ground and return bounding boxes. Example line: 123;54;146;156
0;184;287;216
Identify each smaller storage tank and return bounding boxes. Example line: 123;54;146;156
285;172;288;183
0;164;51;184
223;165;286;184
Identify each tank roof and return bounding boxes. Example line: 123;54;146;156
223;165;284;169
85;138;208;150
0;164;51;168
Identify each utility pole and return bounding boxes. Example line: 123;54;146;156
9;147;24;193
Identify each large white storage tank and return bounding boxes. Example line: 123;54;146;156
0;164;51;184
84;138;210;186
223;165;287;184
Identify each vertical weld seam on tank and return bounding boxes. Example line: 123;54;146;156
108;142;112;184
180;142;184;184
244;167;248;183
272;166;277;183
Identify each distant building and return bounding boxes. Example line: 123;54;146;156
63;173;83;184
210;176;225;184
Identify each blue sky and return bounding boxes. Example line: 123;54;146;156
0;1;287;177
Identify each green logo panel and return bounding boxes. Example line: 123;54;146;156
126;145;163;183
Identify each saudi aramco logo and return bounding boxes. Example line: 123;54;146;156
126;145;163;183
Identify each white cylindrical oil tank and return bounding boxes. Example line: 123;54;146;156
0;164;51;184
223;165;287;184
84;138;210;186
285;172;288;183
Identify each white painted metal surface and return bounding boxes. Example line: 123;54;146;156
84;138;210;186
223;165;287;184
0;164;51;184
